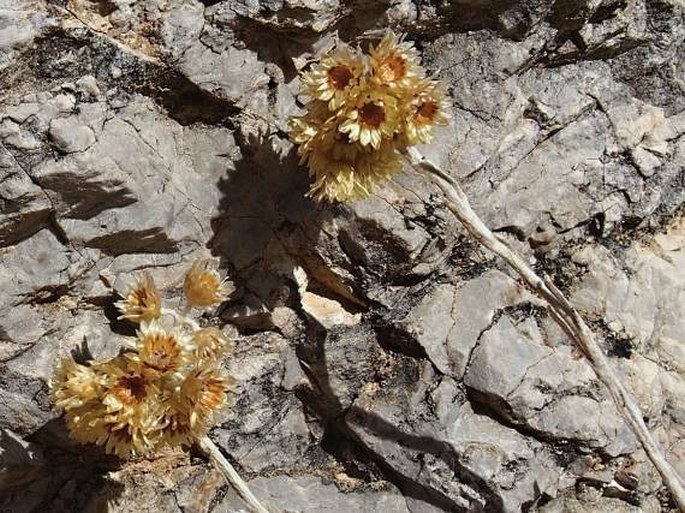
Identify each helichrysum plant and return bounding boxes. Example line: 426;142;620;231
51;260;235;458
290;29;685;511
289;30;449;202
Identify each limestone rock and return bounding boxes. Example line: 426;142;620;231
395;270;535;378
1;0;684;511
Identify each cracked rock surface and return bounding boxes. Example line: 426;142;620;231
1;0;684;512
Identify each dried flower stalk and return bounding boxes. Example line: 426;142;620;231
198;435;270;513
290;30;684;510
403;146;685;511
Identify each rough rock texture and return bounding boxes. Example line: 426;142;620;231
1;0;684;512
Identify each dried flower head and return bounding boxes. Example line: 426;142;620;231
52;259;238;459
51;359;103;411
157;404;193;448
289;30;450;202
369;31;423;88
183;259;232;308
54;356;165;458
115;272;161;323
289;100;336;160
306;138;402;202
302;44;364;110
401;80;450;145
133;321;190;375
180;366;234;433
339;85;399;149
193;327;235;363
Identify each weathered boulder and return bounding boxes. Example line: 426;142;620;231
1;0;684;511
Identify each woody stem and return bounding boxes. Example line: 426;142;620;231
197;435;270;513
403;146;685;512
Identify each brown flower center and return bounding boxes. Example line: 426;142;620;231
359;102;385;128
416;101;438;124
377;54;408;82
114;375;148;404
141;335;181;372
327;65;354;91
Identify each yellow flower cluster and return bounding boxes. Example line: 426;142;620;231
116;260;232;324
289;30;449;202
51;261;235;458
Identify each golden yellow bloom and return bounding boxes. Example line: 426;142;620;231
354;142;404;192
101;359;157;411
157;396;194;448
289;30;450;203
134;321;189;375
51;359;103;411
308;156;360;202
193;327;235;363
401;80;450;145
289;100;336;160
98;412;165;458
339;84;399;149
53;261;242;458
115;272;161;323
305;129;403;202
302;43;364;110
58;357;165;458
180;366;233;433
183;259;232;308
98;357;164;457
304;129;361;201
369;30;423;88
64;403;109;446
289;112;321;156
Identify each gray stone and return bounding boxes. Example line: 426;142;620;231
572;224;685;369
399;270;534;377
0;147;52;246
49;117;96;153
75;75;100;98
540;494;649;513
212;331;313;474
218;475;412;513
0;1;57;71
1;0;684;511
0;229;73;307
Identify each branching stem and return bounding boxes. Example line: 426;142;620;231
197;435;270;513
403;146;685;511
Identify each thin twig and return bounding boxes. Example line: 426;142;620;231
403;146;685;511
197;435;270;513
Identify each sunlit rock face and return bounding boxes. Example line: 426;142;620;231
1;1;684;512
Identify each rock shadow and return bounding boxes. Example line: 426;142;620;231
1;418;123;513
225;0;392;82
345;406;505;512
229;18;320;83
209;132;340;330
294;324;505;513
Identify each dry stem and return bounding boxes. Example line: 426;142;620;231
403;147;685;511
197;435;270;513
